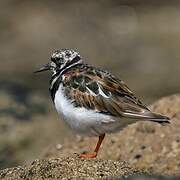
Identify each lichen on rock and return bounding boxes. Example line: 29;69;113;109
0;155;143;179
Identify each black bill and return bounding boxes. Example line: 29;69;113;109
34;63;51;73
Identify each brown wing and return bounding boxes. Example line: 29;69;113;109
62;65;169;121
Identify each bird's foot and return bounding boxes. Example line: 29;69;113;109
79;152;97;158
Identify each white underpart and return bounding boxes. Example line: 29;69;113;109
54;85;134;136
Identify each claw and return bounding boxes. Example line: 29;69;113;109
79;134;105;158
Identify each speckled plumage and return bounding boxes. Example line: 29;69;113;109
60;64;148;116
35;49;170;157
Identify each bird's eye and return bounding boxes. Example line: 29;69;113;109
54;57;63;62
57;57;63;61
51;57;63;65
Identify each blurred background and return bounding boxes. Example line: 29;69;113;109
0;0;180;169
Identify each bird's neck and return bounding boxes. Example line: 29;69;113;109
49;63;84;102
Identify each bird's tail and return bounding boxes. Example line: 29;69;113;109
122;110;170;125
147;112;170;125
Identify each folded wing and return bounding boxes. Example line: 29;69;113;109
63;65;170;124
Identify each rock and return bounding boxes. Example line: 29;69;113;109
123;175;180;180
44;94;180;176
0;156;144;179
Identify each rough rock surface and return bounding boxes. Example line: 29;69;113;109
0;156;143;180
124;175;180;180
44;94;180;176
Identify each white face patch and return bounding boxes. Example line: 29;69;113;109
50;61;56;68
50;62;57;75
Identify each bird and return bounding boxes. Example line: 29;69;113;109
34;49;170;158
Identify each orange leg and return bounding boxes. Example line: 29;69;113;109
80;134;105;158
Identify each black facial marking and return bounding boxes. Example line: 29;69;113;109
72;55;81;62
49;76;62;101
51;56;63;67
56;56;82;76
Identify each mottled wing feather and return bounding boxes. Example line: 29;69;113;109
62;65;150;119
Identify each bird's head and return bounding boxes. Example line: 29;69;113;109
34;49;83;74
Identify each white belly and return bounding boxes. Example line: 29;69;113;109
54;85;132;136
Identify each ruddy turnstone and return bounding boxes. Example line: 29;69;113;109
35;49;170;158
